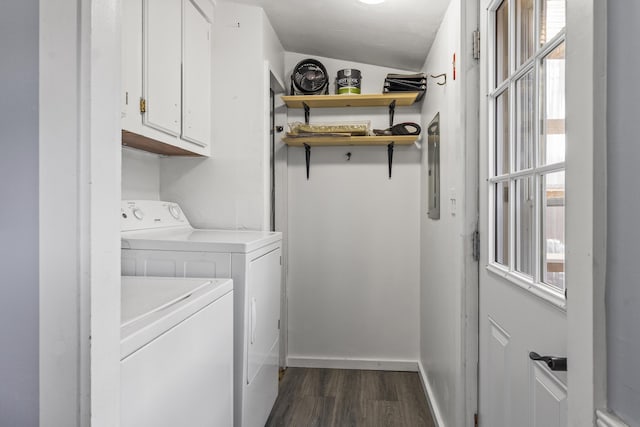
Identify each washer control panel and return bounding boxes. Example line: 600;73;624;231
121;200;190;231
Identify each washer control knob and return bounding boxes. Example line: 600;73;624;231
132;208;144;220
168;205;181;220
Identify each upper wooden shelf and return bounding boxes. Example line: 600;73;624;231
281;92;419;109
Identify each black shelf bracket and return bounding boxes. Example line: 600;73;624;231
388;100;397;127
387;142;395;179
303;102;310;125
304;143;311;179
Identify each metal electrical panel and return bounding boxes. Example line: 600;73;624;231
427;113;440;220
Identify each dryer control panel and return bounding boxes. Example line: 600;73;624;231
121;200;191;231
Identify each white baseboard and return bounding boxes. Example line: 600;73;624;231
596;409;630;427
418;361;446;427
286;356;418;372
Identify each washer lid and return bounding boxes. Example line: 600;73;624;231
120;276;233;359
121;228;282;253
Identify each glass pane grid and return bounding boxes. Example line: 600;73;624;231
515;177;534;277
489;0;566;297
515;71;534;172
542;171;565;291
495;0;510;87
540;0;566;46
495;89;510;176
539;41;566;167
494;181;510;266
516;0;535;66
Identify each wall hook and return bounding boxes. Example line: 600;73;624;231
430;73;447;86
346;152;352;161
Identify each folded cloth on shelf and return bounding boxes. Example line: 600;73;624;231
288;121;370;136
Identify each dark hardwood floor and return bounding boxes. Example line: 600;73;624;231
265;368;436;427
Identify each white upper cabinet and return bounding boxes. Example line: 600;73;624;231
144;0;182;137
182;0;211;148
122;0;213;157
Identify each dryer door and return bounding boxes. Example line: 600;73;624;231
246;247;281;385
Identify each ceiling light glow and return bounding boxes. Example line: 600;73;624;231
359;0;385;4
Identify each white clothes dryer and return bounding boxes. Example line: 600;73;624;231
120;276;233;427
120;200;282;427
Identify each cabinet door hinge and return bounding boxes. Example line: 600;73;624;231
472;230;480;262
278;319;280;329
139;98;147;113
472;30;481;60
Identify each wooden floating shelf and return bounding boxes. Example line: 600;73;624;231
282;92;419;109
283;135;418;147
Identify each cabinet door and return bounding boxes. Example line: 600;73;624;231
122;0;140;121
182;0;211;148
143;0;181;136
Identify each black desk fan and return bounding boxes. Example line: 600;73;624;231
290;58;329;95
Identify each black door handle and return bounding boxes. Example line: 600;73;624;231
529;351;567;371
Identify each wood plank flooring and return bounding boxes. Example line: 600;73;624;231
266;368;436;427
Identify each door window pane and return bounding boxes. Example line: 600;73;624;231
516;72;534;171
515;177;534;277
517;0;534;66
495;90;510;176
495;181;510;266
540;0;566;45
542;171;565;290
540;42;565;165
496;0;510;85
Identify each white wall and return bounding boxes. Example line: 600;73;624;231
418;1;476;425
0;2;39;425
285;53;421;369
606;2;640;425
122;148;161;200
160;3;284;230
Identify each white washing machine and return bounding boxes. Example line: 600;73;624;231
120;200;282;427
121;276;234;427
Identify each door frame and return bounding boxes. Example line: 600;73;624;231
474;0;607;425
461;0;481;425
265;61;289;368
564;0;607;424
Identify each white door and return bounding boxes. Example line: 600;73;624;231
478;0;569;425
182;0;211;148
143;0;182;136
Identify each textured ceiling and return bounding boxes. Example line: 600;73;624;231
222;0;451;71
